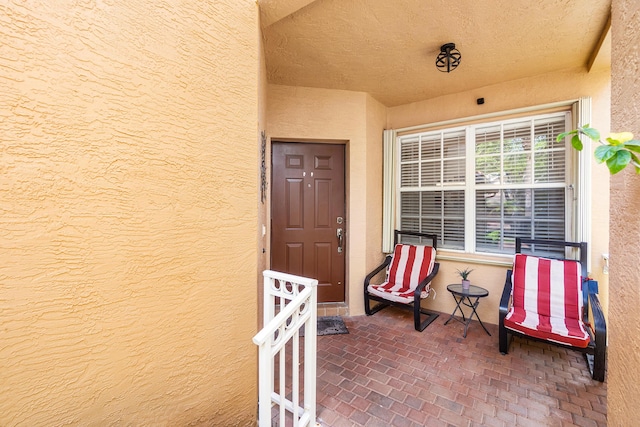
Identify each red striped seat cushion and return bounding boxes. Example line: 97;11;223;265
367;244;436;304
504;253;589;348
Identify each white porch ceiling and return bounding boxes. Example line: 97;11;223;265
259;0;611;107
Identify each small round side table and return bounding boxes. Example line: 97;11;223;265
444;284;491;338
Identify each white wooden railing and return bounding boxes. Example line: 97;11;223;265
253;270;318;427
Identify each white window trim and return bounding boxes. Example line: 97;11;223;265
384;99;592;260
382;129;396;253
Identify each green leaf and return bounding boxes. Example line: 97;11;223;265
594;144;621;163
556;130;576;143
571;134;583;151
606;150;632;174
581;126;600;141
631;153;640;172
623;140;640;153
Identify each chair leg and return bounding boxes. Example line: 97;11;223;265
364;293;389;316
414;300;438;331
364;291;372;315
592;344;606;382
499;323;509;354
415;309;439;331
590;297;607;382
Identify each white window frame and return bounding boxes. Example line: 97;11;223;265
383;98;591;256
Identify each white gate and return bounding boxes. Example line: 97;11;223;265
252;270;318;427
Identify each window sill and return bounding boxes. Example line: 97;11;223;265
435;250;513;268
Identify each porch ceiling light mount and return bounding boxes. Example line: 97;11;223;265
435;43;461;73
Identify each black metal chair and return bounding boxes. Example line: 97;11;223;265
364;230;439;331
499;238;607;382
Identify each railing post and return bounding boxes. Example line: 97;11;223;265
263;271;276;327
260;271;275;427
256;339;272;426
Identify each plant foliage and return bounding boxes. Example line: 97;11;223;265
456;268;474;280
557;125;640;175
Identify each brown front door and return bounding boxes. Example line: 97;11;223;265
271;142;345;303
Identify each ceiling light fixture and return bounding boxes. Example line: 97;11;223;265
435;43;461;73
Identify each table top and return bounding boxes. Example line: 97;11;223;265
446;283;489;297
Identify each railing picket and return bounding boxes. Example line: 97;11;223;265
293;320;299;427
304;281;317;423
279;334;286;427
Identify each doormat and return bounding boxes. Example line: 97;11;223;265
317;316;349;336
299;316;349;336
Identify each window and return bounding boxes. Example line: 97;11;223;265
397;112;572;255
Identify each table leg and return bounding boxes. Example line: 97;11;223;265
444;294;466;325
445;294;491;338
469;301;491;336
467;296;491;337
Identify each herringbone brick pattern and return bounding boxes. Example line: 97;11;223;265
314;307;606;427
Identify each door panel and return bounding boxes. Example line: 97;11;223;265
315;180;332;227
285;179;303;228
272;142;345;303
285;243;303;276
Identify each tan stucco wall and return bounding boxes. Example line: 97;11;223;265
385;67;611;325
609;0;640;423
257;8;269;328
266;85;386;316
0;2;259;426
365;96;387;291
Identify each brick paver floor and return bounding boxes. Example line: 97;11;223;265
313;307;607;427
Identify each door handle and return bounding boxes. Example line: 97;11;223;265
337;228;343;253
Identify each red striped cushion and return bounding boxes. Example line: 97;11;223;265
504;254;589;348
367;244;436;304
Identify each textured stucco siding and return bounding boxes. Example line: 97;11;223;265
364;95;386;290
609;0;640;424
0;1;259;426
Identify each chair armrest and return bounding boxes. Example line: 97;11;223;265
499;269;513;320
414;262;440;296
364;255;392;288
498;269;513;354
586;281;607;381
587;281;607;341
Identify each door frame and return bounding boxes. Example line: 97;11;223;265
268;140;348;304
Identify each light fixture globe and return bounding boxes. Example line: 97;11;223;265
435;42;461;73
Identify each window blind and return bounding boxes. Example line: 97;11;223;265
394;111;573;255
